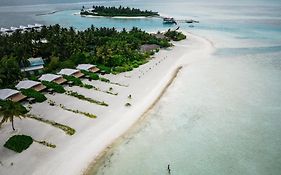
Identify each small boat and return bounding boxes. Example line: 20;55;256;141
163;17;177;24
185;19;199;23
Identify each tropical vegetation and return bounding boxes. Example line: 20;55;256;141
42;81;66;93
65;90;108;106
0;100;28;130
4;135;33;153
164;30;186;41
26;114;76;135
81;5;159;17
21;89;47;102
0;24;176;88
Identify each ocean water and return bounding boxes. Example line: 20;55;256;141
1;0;281;174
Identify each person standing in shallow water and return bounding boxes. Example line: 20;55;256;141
168;164;171;174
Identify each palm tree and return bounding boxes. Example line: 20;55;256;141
0;100;28;131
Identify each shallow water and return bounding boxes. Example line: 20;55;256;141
82;1;280;175
1;0;281;174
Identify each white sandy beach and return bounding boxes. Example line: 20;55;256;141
0;31;214;175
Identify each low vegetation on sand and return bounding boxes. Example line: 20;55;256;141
63;75;93;89
4;135;33;153
20;89;47;102
81;70;99;80
26;114;76;136
42;81;66;93
65;90;108;106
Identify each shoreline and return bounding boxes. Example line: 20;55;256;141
0;31;214;175
84;66;183;175
83;32;214;174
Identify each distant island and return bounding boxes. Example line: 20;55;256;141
80;5;159;17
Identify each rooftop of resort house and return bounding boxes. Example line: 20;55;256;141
152;33;168;39
15;80;42;90
19;25;32;30
0;89;22;100
76;64;96;70
58;68;80;76
76;64;100;72
0;27;13;33
140;44;160;52
39;73;63;82
10;27;21;31
21;57;45;72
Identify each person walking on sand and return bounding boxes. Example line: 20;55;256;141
167;164;171;174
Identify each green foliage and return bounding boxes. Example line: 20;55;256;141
4;135;33;153
81;5;159;17
100;77;110;83
164;30;186;41
21;89;47;102
28;75;38;81
59;104;97;119
26;114;75;135
63;75;83;86
42;81;66;93
83;84;93;89
34;140;56;148
0;56;22;88
81;70;99;80
97;65;111;74
65;90;108;106
0;100;28;130
63;75;92;89
0;24;173;86
45;56;60;73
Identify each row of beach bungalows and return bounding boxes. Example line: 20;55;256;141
0;24;44;35
0;64;100;102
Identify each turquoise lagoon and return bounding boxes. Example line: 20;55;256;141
10;0;281;174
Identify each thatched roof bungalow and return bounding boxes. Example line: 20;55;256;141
140;44;160;52
58;68;84;78
39;74;67;84
76;64;100;73
16;80;46;92
0;89;26;102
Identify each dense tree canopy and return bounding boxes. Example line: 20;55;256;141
0;100;28;130
0;25;171;88
81;5;159;17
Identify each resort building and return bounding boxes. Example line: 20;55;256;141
0;89;26;102
19;25;32;31
15;80;46;92
21;57;45;74
76;64;100;73
152;33;168;39
0;28;13;35
10;27;22;32
58;68;84;78
34;24;44;28
140;44;160;52
39;74;67;84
